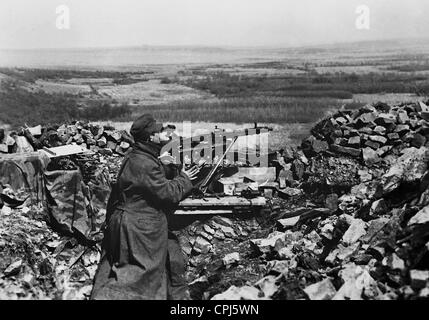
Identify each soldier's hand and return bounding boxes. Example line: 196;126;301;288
160;154;175;165
182;166;200;181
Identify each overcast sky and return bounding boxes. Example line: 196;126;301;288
0;0;428;49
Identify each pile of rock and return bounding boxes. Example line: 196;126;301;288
209;101;429;300
302;101;429;165
223;202;429;300
174;213;269;300
271;101;429;213
0;121;134;156
174;214;257;255
3;101;429;300
0;204;100;300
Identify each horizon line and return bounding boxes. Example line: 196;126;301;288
1;36;429;52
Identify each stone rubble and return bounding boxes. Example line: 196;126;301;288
1;121;134;157
207;101;429;300
2;100;429;300
0;204;100;299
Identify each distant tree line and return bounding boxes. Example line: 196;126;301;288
179;71;429;99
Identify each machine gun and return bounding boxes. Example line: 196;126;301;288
177;123;272;165
167;123;272;196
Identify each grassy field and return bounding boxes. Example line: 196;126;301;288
177;71;429;98
1;40;429;132
97;79;212;105
128;97;344;124
1;66;427;129
0;81;132;127
386;62;429;72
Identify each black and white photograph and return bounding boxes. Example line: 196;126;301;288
1;0;429;306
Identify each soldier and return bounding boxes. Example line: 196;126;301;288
90;114;199;300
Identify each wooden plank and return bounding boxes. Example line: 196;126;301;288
41;144;88;158
179;196;266;208
174;209;234;215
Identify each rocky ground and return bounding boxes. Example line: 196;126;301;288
177;100;429;300
0;204;100;299
1;100;429;299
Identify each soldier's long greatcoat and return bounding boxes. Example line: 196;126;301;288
90;141;193;300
